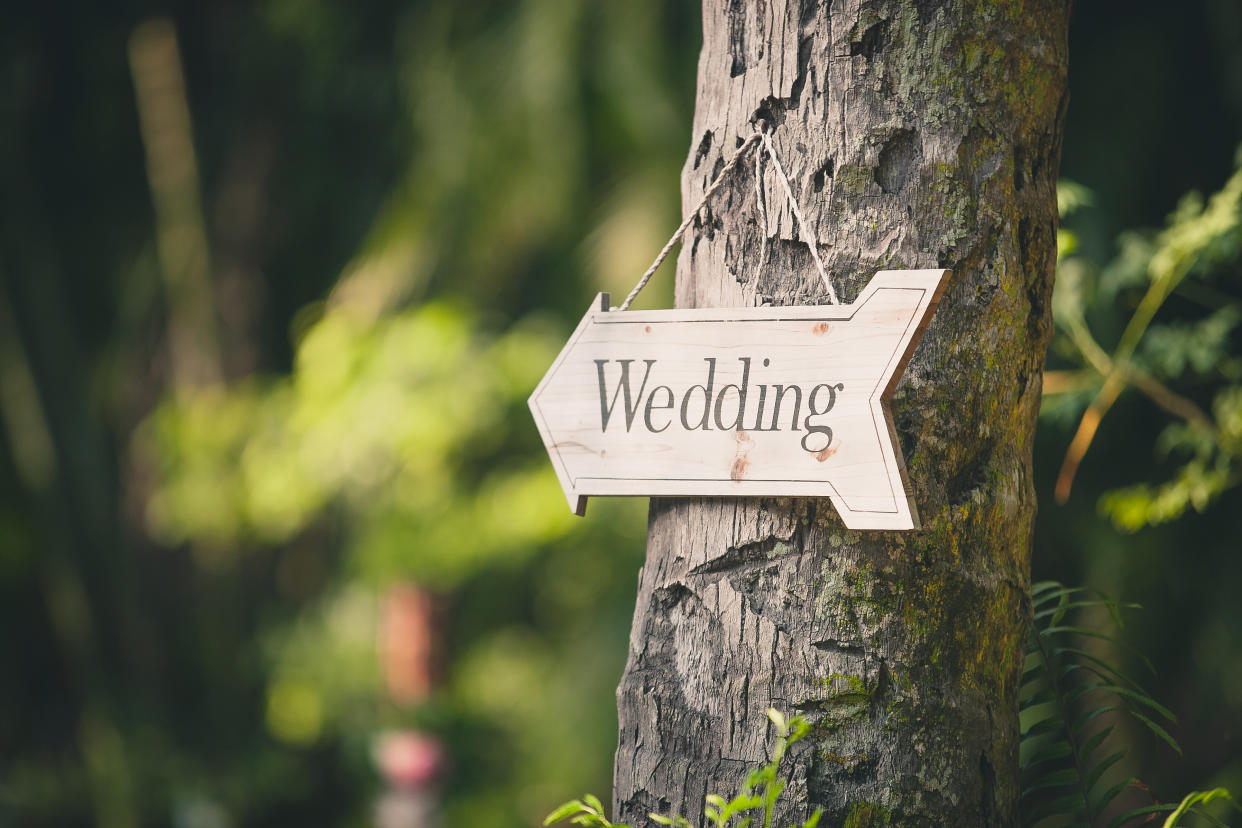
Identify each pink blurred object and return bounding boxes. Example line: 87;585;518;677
379;584;436;704
373;729;444;789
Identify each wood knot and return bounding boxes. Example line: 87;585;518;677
731;430;754;480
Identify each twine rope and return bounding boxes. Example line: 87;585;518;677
617;126;837;311
759;130;837;304
755;137;768;275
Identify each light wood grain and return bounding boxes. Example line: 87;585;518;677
529;269;947;529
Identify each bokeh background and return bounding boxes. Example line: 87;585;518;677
2;1;1241;826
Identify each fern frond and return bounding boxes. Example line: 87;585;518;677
1021;581;1185;827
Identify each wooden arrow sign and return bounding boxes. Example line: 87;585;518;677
528;269;948;530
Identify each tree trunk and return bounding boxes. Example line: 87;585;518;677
613;1;1069;825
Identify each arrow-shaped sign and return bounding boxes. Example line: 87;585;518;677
528;269;948;530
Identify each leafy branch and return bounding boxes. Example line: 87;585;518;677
1046;150;1242;529
544;709;821;828
1164;789;1240;827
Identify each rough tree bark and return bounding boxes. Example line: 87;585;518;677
613;1;1069;825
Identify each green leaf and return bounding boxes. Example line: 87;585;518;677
1071;704;1121;734
1058;662;1085;681
1130;709;1183;755
728;794;761;811
648;816;673;826
546;800;586;825
1084;749;1126;792
1025;739;1074;767
1049;646;1153;683
1079;724;1115;757
1040;625;1123;644
1167;787;1235;819
1058;180;1095;216
1027;793;1087;824
1106;803;1177;828
1022;664;1046;686
1093;778;1142;816
787;716;811;744
1063;681;1108;706
801;809;822;828
1034;600;1138;622
1031;583;1087;604
1022;716;1066;739
1033;589;1094;613
584;794;607;816
1022;767;1080;797
1045;638;1156;680
1062;679;1175;722
1021;689;1056;711
1051;644;1149;685
1068;659;1146;693
1102;684;1178;722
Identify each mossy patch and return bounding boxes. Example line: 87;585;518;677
837;164;875;196
843;801;892;828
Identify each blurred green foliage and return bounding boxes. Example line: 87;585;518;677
135;293;654;824
2;0;692;824
1050;153;1242;531
2;1;1242;827
137;304;574;577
